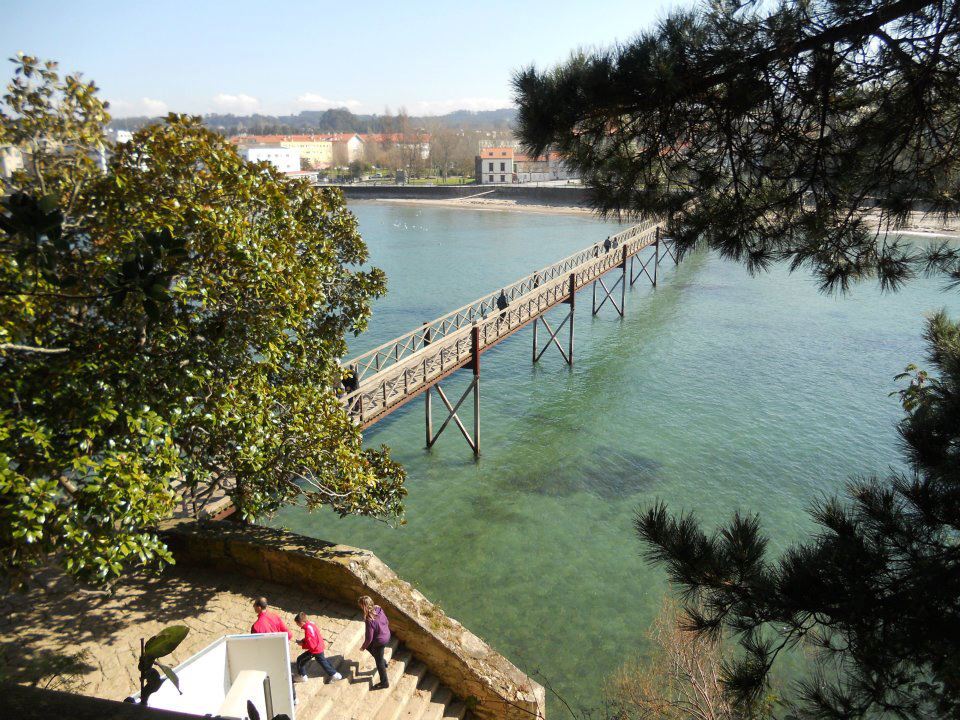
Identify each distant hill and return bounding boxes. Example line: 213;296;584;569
109;107;517;135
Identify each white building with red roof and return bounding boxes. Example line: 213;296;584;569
477;147;514;184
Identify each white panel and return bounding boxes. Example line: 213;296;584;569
140;637;230;715
219;669;268;719
226;634;295;719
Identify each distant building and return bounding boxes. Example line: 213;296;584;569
514;151;575;183
230;134;332;169
115;130;133;144
324;133;365;164
279;137;332;168
285;169;319;182
242;145;300;173
477;147;514;184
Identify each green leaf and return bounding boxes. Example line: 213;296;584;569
143;625;189;659
157;662;182;695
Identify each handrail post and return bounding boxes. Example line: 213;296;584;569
654;226;660;287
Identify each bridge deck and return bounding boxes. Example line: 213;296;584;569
341;219;666;428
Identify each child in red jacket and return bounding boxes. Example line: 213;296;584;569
293;612;343;683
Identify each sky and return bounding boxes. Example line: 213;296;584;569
1;0;688;118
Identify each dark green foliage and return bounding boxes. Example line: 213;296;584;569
1;56;407;589
513;0;960;292
635;313;960;719
138;625;189;704
514;4;960;716
142;626;189;661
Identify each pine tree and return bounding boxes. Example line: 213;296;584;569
635;312;959;718
513;0;960;292
514;2;960;717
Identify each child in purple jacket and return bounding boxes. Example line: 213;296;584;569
359;595;391;689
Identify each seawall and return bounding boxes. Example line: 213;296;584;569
337;184;593;207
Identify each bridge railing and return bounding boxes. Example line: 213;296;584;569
343;218;661;383
340;220;665;426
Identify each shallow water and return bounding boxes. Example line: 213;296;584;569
273;203;959;714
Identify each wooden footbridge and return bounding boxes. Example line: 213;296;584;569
339;219;679;455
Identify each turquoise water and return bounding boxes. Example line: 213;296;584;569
273;203;960;714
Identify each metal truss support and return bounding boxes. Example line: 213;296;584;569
660;235;678;265
630;227;661;287
592;246;628;317
425;325;480;456
533;272;576;365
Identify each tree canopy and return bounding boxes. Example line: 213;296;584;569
514;1;960;717
514;0;959;292
1;56;405;588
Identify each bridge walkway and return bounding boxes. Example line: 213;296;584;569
339;218;678;453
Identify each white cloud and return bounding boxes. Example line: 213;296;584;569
296;93;362;111
108;97;168;117
408;97;513;115
212;93;261;114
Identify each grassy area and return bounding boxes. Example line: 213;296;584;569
407;176;476;186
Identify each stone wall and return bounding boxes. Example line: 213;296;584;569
161;520;545;720
338;183;592;206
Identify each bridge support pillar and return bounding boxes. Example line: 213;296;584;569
532;273;576;365
654;229;659;286
630;227;662;288
592;247;627;317
425;325;480;457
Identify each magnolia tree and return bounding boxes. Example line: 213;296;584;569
0;56;406;588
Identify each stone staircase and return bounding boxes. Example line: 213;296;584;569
296;609;475;720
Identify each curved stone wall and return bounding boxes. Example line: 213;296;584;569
161;520;546;720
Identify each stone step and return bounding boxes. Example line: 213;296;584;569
418;686;453;720
293;615;368;718
395;672;441;720
294;614;470;720
327;616;367;674
369;659;429;720
315;640;408;720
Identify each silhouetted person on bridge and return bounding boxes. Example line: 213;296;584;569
496;289;509;320
341;366;358;394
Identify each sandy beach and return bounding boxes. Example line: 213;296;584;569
367;195;600;217
361;196;960;236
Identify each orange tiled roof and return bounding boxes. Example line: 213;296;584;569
229;134;344;144
480;147;513;159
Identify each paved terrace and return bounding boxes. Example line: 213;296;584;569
0;565;473;720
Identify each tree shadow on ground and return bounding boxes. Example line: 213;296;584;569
0;561;361;694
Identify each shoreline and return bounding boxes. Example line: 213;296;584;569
356;196;601;217
351;197;960;236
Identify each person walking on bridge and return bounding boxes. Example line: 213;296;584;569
359;595;391;689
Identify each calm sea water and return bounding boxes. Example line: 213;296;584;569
273;202;959;714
